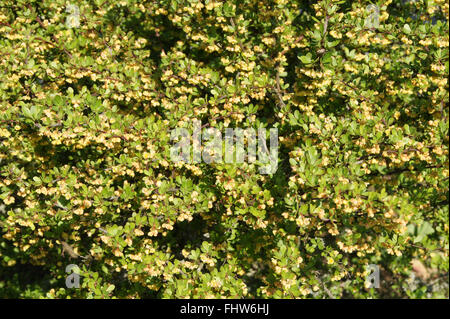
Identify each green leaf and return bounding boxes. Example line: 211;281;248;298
106;284;115;293
414;222;434;243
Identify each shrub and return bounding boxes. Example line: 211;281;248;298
0;0;448;298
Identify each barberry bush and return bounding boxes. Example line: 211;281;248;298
0;0;448;298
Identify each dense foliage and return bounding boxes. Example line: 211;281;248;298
0;0;448;298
